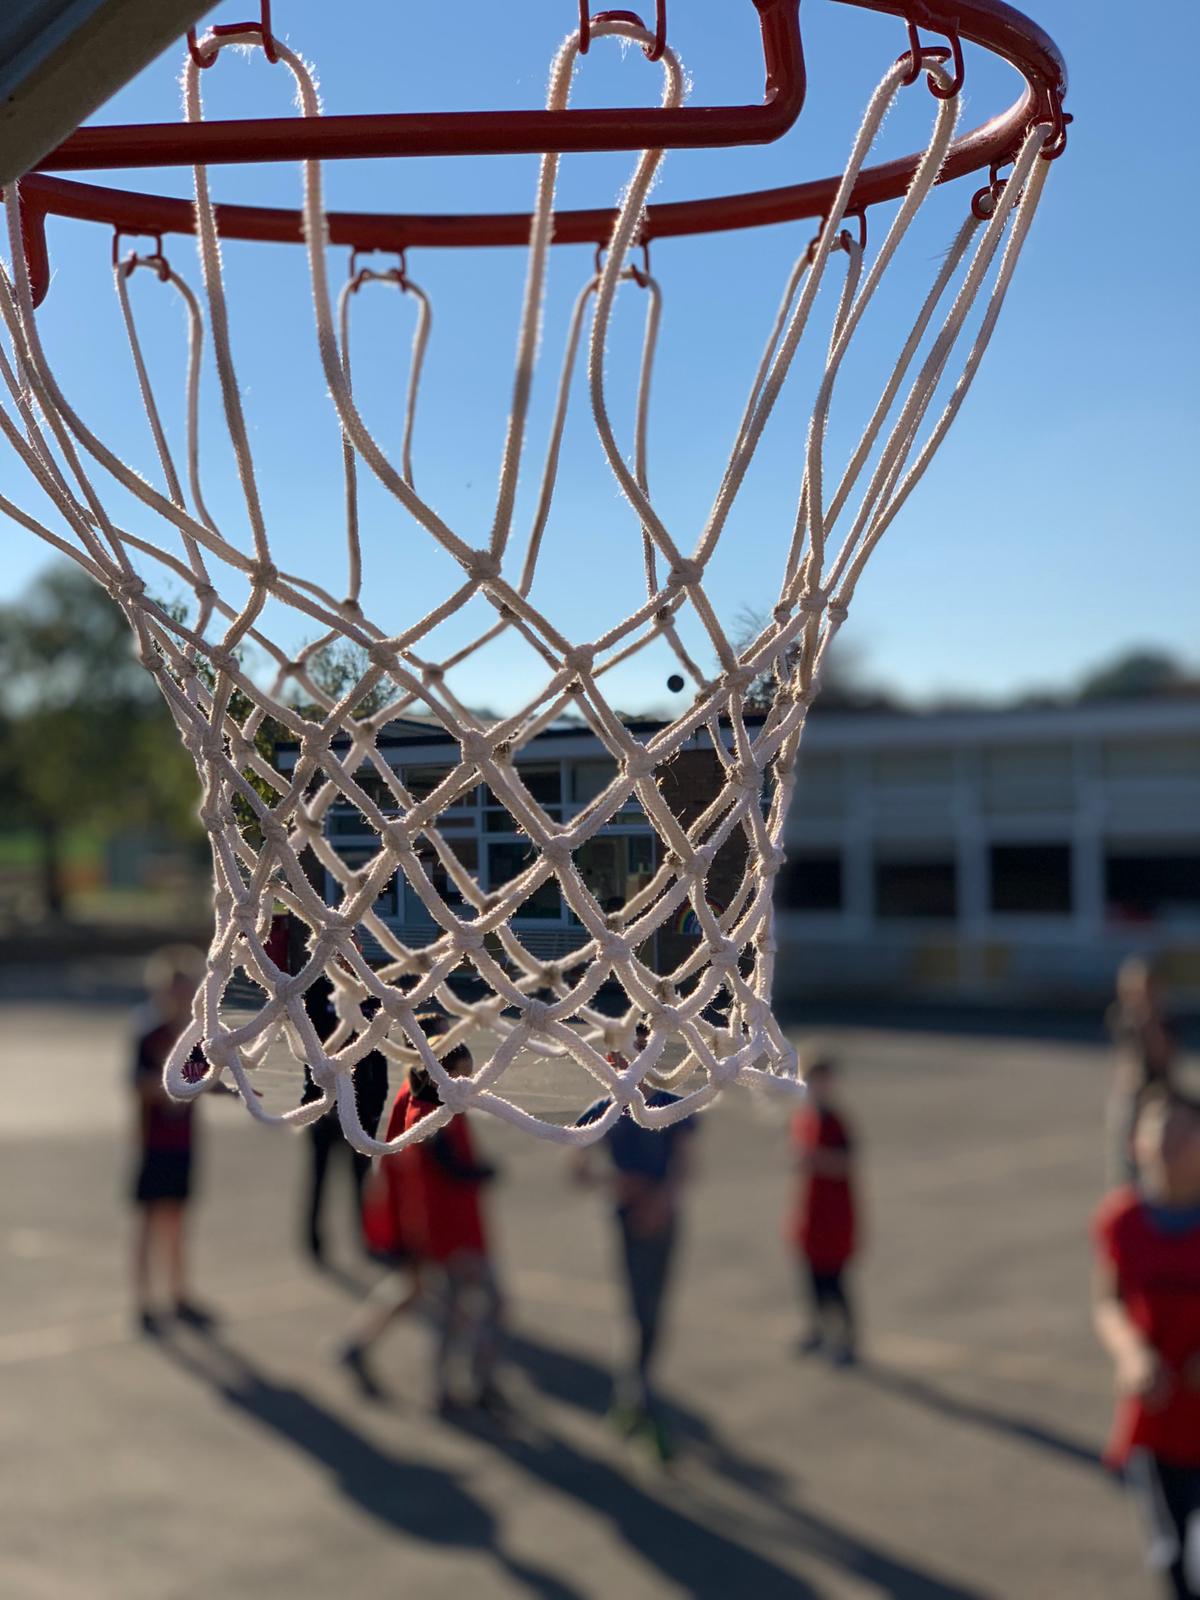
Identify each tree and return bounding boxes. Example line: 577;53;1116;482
1076;648;1197;703
730;606;897;714
0;563;202;918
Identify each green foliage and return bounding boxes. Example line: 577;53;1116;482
0;562;203;915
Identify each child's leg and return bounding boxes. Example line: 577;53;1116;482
161;1201;187;1303
464;1260;503;1396
345;1265;421;1353
618;1220;676;1411
827;1266;856;1354
435;1263;467;1404
133;1204;155;1311
1127;1452;1200;1599
800;1262;832;1346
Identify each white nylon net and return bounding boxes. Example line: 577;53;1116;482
0;17;1054;1148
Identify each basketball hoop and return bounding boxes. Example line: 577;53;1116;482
0;2;1067;1148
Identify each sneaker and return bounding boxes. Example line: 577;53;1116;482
607;1400;645;1438
642;1415;676;1464
174;1299;218;1331
830;1344;858;1369
794;1331;824;1357
138;1309;163;1338
338;1344;386;1401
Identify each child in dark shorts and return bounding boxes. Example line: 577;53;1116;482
131;945;214;1335
1094;1085;1200;1599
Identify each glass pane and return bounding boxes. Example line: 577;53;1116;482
875;857;956;919
989;843;1072;914
572;760;618;804
487;841;562;920
780;852;843;911
516;764;562;804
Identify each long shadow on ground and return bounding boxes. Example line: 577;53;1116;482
154;1328;581;1600
859;1362;1107;1474
504;1328;990;1600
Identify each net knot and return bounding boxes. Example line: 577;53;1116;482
710;939;740;972
139;650;167;675
207;647;239;677
193;583;218;605
466;549;501;584
598;932;632;966
685;842;717;875
622;752;655;783
382;820;412;854
520;999;553;1034
457;928;486;956
827;599;849;624
367;641;396;670
760;844;787;874
108;573;145;603
725;665;757;695
459;733;491;769
563;645;595;676
799;590;826;615
728;762;761;795
541;838;573;871
340;596;362;617
668;559;703;590
421;662;444;683
249;560;279;590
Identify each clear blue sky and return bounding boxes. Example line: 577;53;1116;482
5;1;1197;714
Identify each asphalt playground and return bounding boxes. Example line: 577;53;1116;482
0;990;1161;1598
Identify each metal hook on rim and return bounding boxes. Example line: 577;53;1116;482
579;2;667;62
897;6;962;99
112;228;169;281
928;23;964;99
593;240;652;285
1038;93;1071;161
805;208;867;267
970;160;1009;221
187;0;280;69
348;246;409;291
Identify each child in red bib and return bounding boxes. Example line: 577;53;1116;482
789;1055;859;1365
339;1027;503;1414
1093;1085;1200;1599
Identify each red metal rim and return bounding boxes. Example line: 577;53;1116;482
14;0;1066;307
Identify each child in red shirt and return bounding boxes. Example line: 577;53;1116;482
339;1026;503;1414
1093;1086;1200;1599
790;1055;858;1365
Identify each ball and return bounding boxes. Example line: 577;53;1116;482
666;674;686;693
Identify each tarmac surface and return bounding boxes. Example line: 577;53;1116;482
0;996;1164;1598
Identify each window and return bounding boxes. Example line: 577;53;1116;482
989;843;1072;914
1105;849;1200;923
487;840;562;920
872;749;954;788
402;766;478;809
778;852;843;912
572;760;617;804
875;856;957;919
1102;739;1200;781
332;847;399;918
982;745;1074;812
794;752;844;817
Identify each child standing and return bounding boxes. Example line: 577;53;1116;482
339;1030;504;1414
573;1022;698;1457
130;945;214;1335
1093;1086;1200;1599
790;1055;859;1365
